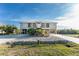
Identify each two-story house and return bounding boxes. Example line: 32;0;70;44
20;20;57;34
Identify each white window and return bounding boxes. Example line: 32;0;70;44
37;23;41;28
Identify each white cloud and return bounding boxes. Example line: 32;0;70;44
57;4;79;29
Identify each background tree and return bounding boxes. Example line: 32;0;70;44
57;29;78;34
2;25;17;34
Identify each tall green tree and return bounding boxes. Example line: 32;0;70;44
4;25;17;34
2;25;17;34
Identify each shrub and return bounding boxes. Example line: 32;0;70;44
65;42;77;47
35;28;43;36
28;28;49;37
42;30;49;37
28;28;36;35
35;28;43;33
35;28;49;37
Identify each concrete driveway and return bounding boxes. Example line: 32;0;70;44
0;34;79;44
50;34;79;44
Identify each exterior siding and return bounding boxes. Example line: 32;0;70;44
49;23;57;33
20;23;28;29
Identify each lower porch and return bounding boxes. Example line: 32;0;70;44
21;29;57;34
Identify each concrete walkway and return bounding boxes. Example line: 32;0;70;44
50;34;79;44
0;34;79;44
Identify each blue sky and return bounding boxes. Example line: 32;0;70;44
0;3;77;29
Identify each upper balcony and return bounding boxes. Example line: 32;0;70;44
20;21;57;29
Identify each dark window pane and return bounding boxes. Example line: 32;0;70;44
33;23;36;28
46;23;49;28
28;23;31;27
41;23;44;28
22;29;27;34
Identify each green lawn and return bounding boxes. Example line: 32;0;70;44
0;42;79;56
